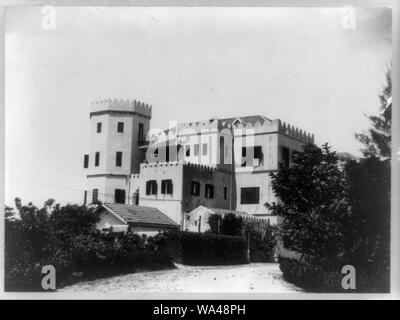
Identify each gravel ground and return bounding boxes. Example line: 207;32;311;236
59;263;303;293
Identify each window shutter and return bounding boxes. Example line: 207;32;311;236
153;181;158;195
161;180;166;194
146;181;151;195
167;180;173;194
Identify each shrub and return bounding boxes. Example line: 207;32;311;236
244;223;277;262
268;143;351;266
4;200;174;291
207;213;277;262
279;258;325;292
159;231;247;265
344;157;390;292
208;213;243;236
279;258;388;293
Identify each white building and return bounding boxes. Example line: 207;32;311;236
83;98;314;229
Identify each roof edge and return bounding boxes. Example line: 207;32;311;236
102;203;128;225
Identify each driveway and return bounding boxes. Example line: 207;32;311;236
59;263;303;293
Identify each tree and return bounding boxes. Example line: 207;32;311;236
208;213;222;234
49;204;99;235
344;155;390;291
5;199;52;290
5;198;100;290
356;67;391;158
243;221;277;262
208;213;243;236
221;213;243;236
268;143;351;267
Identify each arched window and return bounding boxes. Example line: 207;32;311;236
220;136;224;165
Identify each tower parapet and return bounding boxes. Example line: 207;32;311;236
275;119;314;143
90;98;152;119
178;118;230;133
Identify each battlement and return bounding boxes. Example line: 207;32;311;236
275;120;314;143
184;162;216;173
178;118;231;133
141;161;181;170
140;161;220;174
232;118;313;143
90;98;152;118
230;117;270;129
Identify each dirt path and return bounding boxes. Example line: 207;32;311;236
59;263;303;293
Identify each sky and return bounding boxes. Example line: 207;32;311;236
4;6;392;206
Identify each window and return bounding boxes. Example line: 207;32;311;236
242;146;263;167
194;144;199;156
95;152;100;167
241;147;247;167
291;150;297;163
185;145;191;157
83;190;87;204
254;146;263;166
205;184;214;199
240;187;260;204
138;123;144;142
146;180;158;195
161;179;173;195
116;151;122;167
202;143;208;156
92;189;98;203
117;122;124;133
224;187;227;200
114;189;126;204
191;181;200;196
133;190;139;205
165;146;170;162
97;122;102;133
83;154;89;168
282;146;290;168
219;136;224;165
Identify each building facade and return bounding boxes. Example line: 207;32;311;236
83;98;314;228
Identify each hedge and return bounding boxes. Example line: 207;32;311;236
279;258;390;293
156;231;248;266
5;229;174;291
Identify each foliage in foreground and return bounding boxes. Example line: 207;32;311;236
269;143;390;292
355;67;391;158
5;201;173;291
207;213;277;262
157;231;248;266
269;143;351;267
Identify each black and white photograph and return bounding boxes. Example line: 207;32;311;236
1;1;399;300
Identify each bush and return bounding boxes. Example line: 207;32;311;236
280;258;332;292
208;213;243;236
344;157;390;292
159;231;247;266
279;258;389;293
244;223;277;262
4;200;174;291
269;143;351;266
207;213;277;262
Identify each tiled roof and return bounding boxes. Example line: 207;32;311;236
103;203;179;228
220;115;271;125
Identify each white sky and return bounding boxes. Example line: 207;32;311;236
5;6;392;206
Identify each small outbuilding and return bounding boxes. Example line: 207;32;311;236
96;202;180;236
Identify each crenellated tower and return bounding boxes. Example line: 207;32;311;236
83;98;152;204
